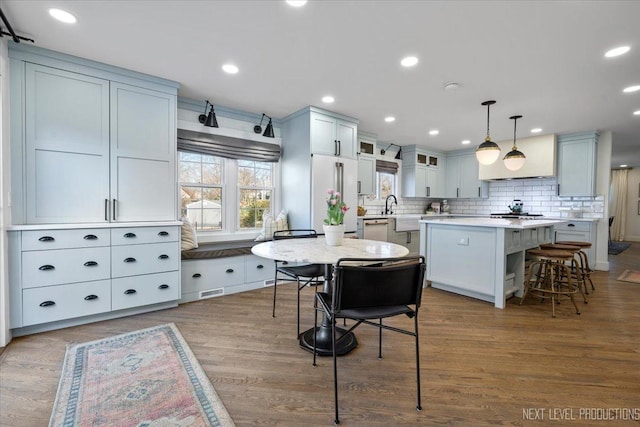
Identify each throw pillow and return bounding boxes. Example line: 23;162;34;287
181;216;198;251
255;210;289;241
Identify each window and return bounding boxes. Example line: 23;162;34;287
378;172;396;199
179;152;274;234
238;160;272;229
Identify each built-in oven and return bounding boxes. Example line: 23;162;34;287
362;218;389;241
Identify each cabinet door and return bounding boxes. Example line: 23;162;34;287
336;119;357;159
25;64;110;223
557;135;597;197
425;167;440;197
416;166;428;197
459;154;483;198
110;83;177;221
357;154;376;195
445;156;460;198
310;112;338;156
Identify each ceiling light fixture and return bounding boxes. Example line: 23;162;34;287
503;115;526;171
286;0;307;7
444;82;460;91
461;140;471;145
222;64;239;74
322;95;335;103
400;56;418;67
623;85;640;93
198;100;219;128
475;100;500;165
634;110;640;116
384;116;396;123
429;130;439;136
605;46;630;58
254;113;275;138
49;8;77;24
531;128;542;133
620;164;628;168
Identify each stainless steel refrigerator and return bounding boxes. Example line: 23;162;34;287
311;154;358;233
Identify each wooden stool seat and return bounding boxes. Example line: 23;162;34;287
553;240;595;291
521;248;581;317
555;240;592;248
539;243;581;252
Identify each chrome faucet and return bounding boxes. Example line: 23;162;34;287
384;194;398;215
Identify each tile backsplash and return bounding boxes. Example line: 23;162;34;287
357;177;605;219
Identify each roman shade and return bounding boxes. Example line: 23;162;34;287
177;128;281;162
376;159;399;174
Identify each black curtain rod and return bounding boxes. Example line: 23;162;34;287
0;7;34;44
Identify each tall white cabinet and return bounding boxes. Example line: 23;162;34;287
8;44;181;336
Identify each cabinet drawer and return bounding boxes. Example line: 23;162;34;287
22;280;111;326
22;247;111;289
181;258;245;294
111;242;179;278
22;229;110;251
111;226;179;246
112;271;180;311
554;221;590;232
245;255;275;283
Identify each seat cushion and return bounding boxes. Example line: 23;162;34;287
277;263;325;279
317;293;414;320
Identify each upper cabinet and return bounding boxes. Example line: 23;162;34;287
357;134;376;195
478;134;557;180
445;152;489;198
557;131;598;197
310;110;357;159
401;146;446;198
10;44;179;225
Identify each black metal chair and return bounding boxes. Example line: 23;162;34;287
312;256;426;425
272;229;325;337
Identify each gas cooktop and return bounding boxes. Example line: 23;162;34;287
490;213;544;219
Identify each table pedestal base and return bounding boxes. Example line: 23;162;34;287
299;326;358;356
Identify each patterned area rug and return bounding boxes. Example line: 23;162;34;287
49;323;235;427
617;269;640;284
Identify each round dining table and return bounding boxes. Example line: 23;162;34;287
252;236;409;356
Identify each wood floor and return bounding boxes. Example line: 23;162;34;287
2;244;639;426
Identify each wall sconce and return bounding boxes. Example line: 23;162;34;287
198;100;219;128
254;113;275;138
380;143;400;156
395;148;402;160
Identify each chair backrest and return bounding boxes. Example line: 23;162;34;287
332;256;426;312
609;216;615;227
273;229;318;240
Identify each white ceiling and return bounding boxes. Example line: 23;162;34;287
2;0;640;167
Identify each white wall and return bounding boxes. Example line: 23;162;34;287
625;168;640;242
1;39;11;347
594;131;612;271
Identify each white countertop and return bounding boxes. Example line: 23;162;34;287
419;217;567;229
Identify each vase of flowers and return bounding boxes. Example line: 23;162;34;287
323;188;349;246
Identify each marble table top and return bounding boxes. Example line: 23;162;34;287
252;237;409;264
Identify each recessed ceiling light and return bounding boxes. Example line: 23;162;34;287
634;110;640;115
620;164;628;168
49;8;77;24
400;56;418;67
623;85;640;93
461;140;471;145
429;130;439;136
444;82;460;91
286;0;307;6
222;64;239;74
531;128;542;133
384;116;396;123
322;96;334;103
605;46;630;58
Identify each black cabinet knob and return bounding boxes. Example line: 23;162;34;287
192;273;202;278
83;234;98;240
225;268;234;273
39;265;55;271
158;284;169;290
38;236;55;242
124;289;137;295
39;300;55;307
158;254;169;260
124;232;137;238
257;264;264;269
158;231;169;236
84;294;98;301
124;257;136;263
84;261;98;267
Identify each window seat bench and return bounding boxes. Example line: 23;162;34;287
180;240;275;303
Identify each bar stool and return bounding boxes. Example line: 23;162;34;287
521;248;581;318
539;243;588;303
554;240;594;291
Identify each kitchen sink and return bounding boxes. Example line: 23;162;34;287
394;214;422;232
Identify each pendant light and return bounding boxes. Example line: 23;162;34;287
475;100;501;165
504;115;526;171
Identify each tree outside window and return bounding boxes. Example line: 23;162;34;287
238;160;272;229
179;152;223;231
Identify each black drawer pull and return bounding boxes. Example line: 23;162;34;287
84;261;98;267
568;223;575;227
38;236;55;242
39;265;55;271
124;257;137;263
39;300;55;307
282;261;289;265
225;268;234;273
124;289;137;295
158;254;169;260
124;232;137;238
83;234;98;240
158;284;169;290
192;273;202;278
158;231;169;236
84;294;98;301
256;264;264;269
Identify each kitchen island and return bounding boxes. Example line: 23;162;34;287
419;217;566;308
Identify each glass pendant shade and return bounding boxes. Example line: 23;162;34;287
476;138;501;165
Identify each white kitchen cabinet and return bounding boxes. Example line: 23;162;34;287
557;132;598;197
13;48;178;225
553;220;597;263
310;110;357;159
445;152;489;199
401;146;445;198
357;153;376;195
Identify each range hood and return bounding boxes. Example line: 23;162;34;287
478;134;557;180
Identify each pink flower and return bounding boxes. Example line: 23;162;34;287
341;206;349;213
335;191;341;198
327;188;335;195
331;199;337;205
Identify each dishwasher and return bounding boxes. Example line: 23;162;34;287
362;218;389;241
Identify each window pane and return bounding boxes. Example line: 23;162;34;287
379;172;395;199
239;189;271;229
181;185;222;231
202;161;222;185
179;160;202;183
